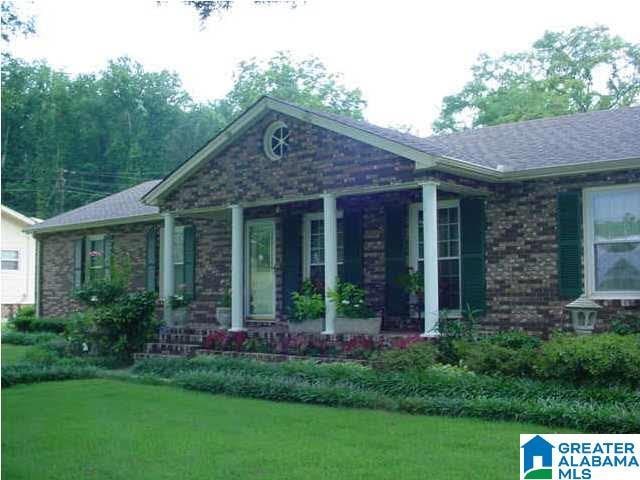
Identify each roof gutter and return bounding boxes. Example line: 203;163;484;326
25;213;163;235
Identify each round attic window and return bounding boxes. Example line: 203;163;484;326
263;121;289;160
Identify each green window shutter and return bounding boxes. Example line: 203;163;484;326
460;198;486;313
557;190;583;299
73;238;85;289
342;209;363;286
282;215;302;318
183;225;196;300
145;227;159;293
104;235;113;280
385;205;408;317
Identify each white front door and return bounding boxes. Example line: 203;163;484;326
245;219;276;319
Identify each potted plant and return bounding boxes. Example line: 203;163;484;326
288;280;325;333
168;292;190;325
216;287;232;328
328;280;381;334
397;267;424;323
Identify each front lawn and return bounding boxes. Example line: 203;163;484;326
1;344;31;365
2;379;567;480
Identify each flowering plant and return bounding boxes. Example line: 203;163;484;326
290;280;325;322
327;280;374;318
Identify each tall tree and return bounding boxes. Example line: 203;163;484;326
1;52;366;218
1;0;35;42
213;51;366;124
433;26;640;133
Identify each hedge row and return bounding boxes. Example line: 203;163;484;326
132;356;639;407
171;369;639;433
1;331;60;345
1;362;100;388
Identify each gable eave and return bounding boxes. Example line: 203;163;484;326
142;97;448;205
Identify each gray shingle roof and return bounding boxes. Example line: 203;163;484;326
30;180;161;232
278;98;640;171
30;101;640;232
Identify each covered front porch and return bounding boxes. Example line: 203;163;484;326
159;179;487;335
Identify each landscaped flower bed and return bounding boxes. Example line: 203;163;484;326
201;329;423;360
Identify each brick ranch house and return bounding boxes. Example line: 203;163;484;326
27;97;640;337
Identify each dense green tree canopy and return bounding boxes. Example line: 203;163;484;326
212;51;366;122
433;26;640;133
1;1;35;42
1;52;366;218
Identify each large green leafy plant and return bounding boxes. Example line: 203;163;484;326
327;281;373;318
290;280;324;322
73;252;159;361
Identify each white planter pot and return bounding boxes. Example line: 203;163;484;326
288;318;323;333
335;316;382;335
216;307;231;328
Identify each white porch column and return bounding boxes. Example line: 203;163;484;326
162;212;175;322
230;204;245;331
322;193;338;335
421;182;440;337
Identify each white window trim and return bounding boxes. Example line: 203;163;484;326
159;225;185;297
583;183;640;300
244;218;277;320
409;199;462;316
85;234;106;281
302;211;344;280
1;249;21;272
263;121;289;161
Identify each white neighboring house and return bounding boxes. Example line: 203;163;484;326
1;205;41;319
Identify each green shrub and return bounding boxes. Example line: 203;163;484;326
454;341;538;377
454;332;542;377
535;333;640;387
85;291;159;361
72;253;159;361
166;366;638;433
1;331;59;345
1;362;99;388
371;341;437;372
7;306;69;333
436;306;480;363
30;318;67;333
290;280;324;322
611;312;640;335
9;306;36;332
23;346;59;365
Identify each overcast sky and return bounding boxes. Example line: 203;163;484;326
7;0;640;135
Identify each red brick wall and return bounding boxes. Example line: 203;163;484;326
38;222;158;317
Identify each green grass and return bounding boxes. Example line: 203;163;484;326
1;344;31;365
2;379;569;480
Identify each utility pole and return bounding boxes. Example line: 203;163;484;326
55;167;66;214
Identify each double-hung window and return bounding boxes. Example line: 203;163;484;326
159;226;186;295
86;235;107;282
303;212;344;286
410;200;461;311
1;250;20;271
584;184;640;299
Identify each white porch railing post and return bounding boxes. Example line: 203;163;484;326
421;182;440;337
230;204;245;331
322;193;338;335
162;212;175;323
